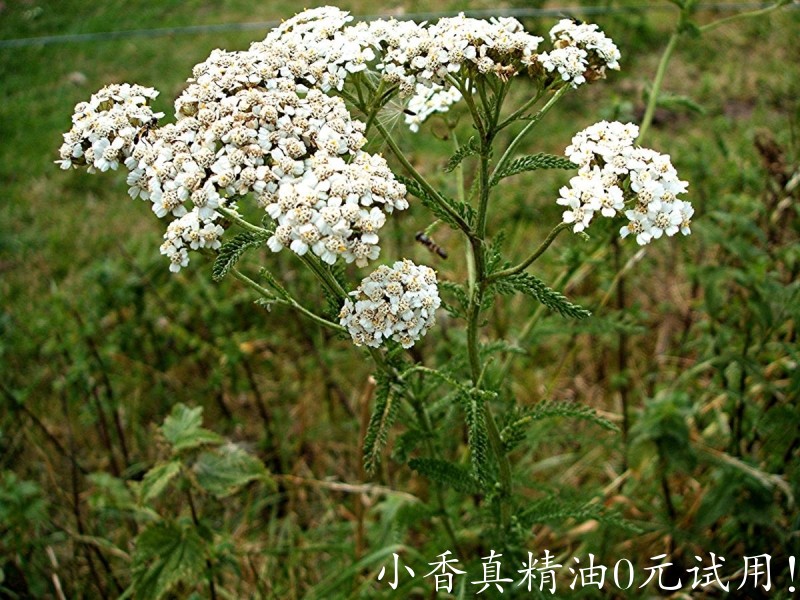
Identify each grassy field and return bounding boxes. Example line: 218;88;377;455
1;1;799;598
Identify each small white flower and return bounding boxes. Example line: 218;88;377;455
561;196;594;233
620;210;654;246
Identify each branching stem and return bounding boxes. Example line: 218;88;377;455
231;267;346;334
487;222;571;283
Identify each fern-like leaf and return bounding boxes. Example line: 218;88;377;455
461;388;493;485
439;281;470;319
392;429;428;464
258;268;291;301
409;457;482;493
491;153;577;186
518;497;640;533
492;272;591;319
212;232;267;281
484;232;509;276
362;374;399;476
502;401;618;452
444;136;479;172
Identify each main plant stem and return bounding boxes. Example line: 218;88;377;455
466;131;514;531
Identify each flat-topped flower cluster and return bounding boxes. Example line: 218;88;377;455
57;84;164;173
58;7;621;274
557;121;693;245
539;19;621;87
339;260;441;348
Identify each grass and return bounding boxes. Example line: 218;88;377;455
1;1;799;598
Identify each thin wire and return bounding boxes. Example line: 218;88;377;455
0;3;794;49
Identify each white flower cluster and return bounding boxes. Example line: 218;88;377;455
538;19;620;87
58;84;164;173
58;8;624;272
339;260;441;348
404;83;464;133
61;47;408;271
179;8;617;134
557;121;693;245
264;151;408;266
375;14;544;90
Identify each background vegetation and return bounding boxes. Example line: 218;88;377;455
1;0;798;598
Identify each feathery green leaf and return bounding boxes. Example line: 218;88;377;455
491;272;591;319
502;401;618;452
397;174;475;231
491;153;577;186
409;457;482;493
461;388;493;485
212;232;267;281
444;136;479;172
363;373;399;476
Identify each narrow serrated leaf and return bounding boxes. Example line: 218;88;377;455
462;388;491;485
397;174;475;230
258;268;291;301
409;457;481;493
363;374;399;475
491;153;577;186
439;281;469;318
212;232;267;281
392;429;428;464
492;272;591;319
444;136;479;172
502;401;618;452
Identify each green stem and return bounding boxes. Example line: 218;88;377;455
483;397;512;526
465;130;514;532
454;75;487;140
699;0;790;33
476;148;492;239
373;119;473;236
216;206;269;235
298;254;348;300
497;87;546;131
487;222;571;283
638;28;681;143
231;268;347;334
491;85;570;182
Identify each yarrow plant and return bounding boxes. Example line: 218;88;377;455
57;5;695;581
